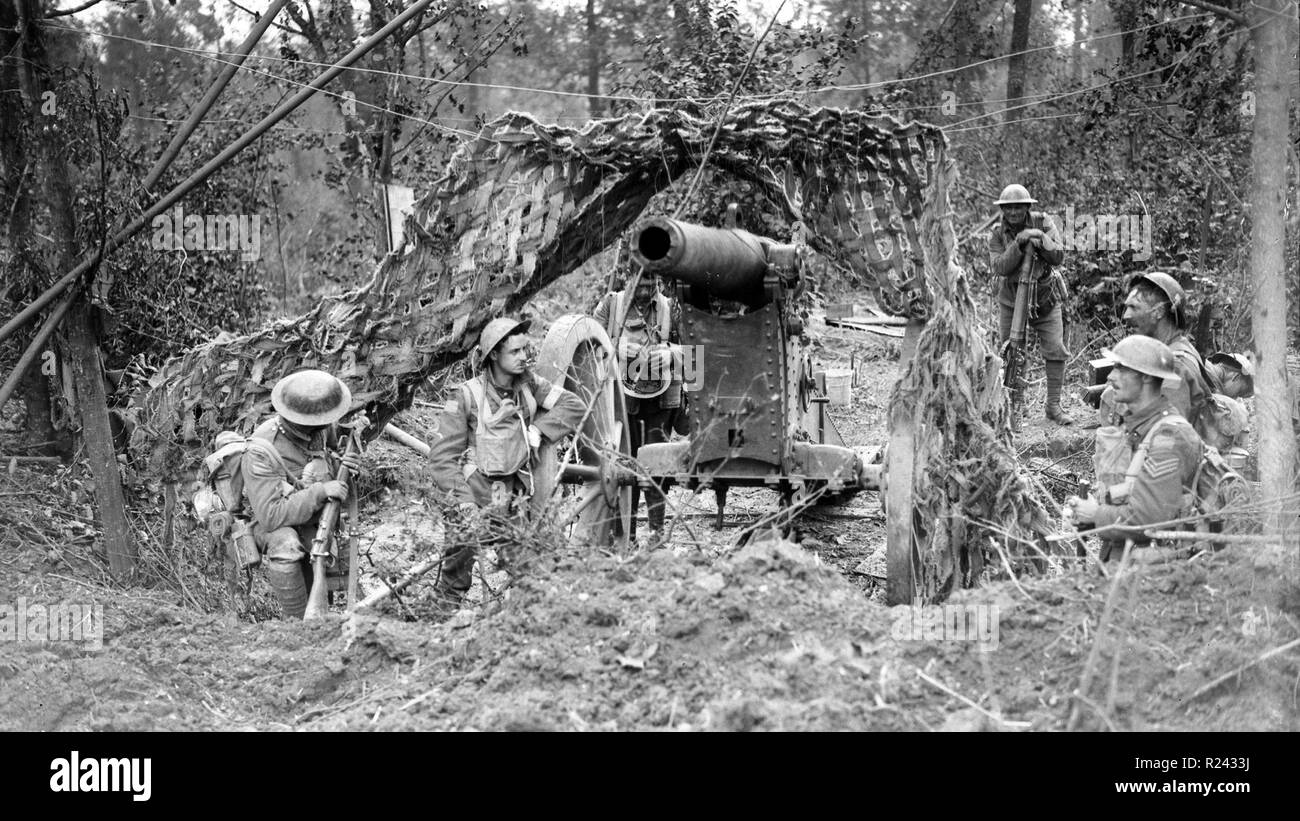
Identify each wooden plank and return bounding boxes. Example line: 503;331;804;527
886;318;924;604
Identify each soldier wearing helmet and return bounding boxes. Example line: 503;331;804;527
426;317;585;609
1205;351;1254;399
593;265;687;543
1110;271;1214;434
987;184;1074;425
246;369;361;619
1068;335;1204;558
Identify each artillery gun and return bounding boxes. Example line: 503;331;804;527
531;210;881;540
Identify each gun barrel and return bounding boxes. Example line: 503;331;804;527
630;217;769;300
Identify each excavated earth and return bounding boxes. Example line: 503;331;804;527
1;307;1297;732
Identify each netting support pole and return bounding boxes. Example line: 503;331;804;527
886;317;925;605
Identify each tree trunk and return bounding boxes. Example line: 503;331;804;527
586;0;603;118
1005;0;1034;122
1071;0;1084;83
1247;0;1299;554
16;0;137;576
1;0;61;454
951;1;982;118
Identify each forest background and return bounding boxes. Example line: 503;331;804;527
2;0;1297;461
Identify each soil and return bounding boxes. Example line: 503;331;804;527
2;304;1297;732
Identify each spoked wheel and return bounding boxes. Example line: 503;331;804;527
532;314;633;544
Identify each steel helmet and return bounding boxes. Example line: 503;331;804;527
1100;335;1183;388
478;317;531;359
995;184;1037;205
619;341;673;399
1209;351;1255;378
1129;271;1187;328
271;370;352;427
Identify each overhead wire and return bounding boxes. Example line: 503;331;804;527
41;11;1263;157
47;11;1221;109
942;14;1264;130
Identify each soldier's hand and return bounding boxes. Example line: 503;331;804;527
339;450;364;475
1067;494;1099;525
527;424;542;449
1016;228;1045;247
322;480;350;501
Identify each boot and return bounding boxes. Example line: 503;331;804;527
1044;360;1074;425
265;561;308;620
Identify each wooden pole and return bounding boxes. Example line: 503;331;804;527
143;0;290;191
14;0;134;575
384;423;430;455
67;298;136;576
886;317;924;604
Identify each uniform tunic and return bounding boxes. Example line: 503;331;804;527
243;416;337;561
426;370;584;596
594;289;689;534
1091;399;1203;542
427;372;585;507
987;212;1069;360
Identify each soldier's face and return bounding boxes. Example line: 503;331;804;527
1122;291;1163;336
1107;364;1145;405
491;336;530;377
1219;368;1252;399
1001;204;1029;225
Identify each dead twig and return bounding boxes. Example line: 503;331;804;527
1189;637;1300;702
1071;692;1121;733
1104;567;1142;717
916;669;1031;730
1067;539;1135;732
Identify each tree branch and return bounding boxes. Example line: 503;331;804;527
225;0;303;37
45;0;112;18
1180;0;1247;26
281;0;329;63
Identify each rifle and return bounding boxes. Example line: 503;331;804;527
304;418;367;620
1001;243;1036;425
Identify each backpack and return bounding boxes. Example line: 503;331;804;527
1093;416;1252;540
192;432;292;571
1189;444;1255;537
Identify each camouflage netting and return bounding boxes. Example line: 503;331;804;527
891;156;1058;601
126;96;1056;597
128;99;945;475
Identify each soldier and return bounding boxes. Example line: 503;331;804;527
244;370;360;619
426;317;585;608
1115;271;1213;431
987;184;1074;425
1067;335;1204;560
1205;351;1254;399
593;269;686;542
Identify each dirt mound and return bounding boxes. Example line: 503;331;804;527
2;469;1296;732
